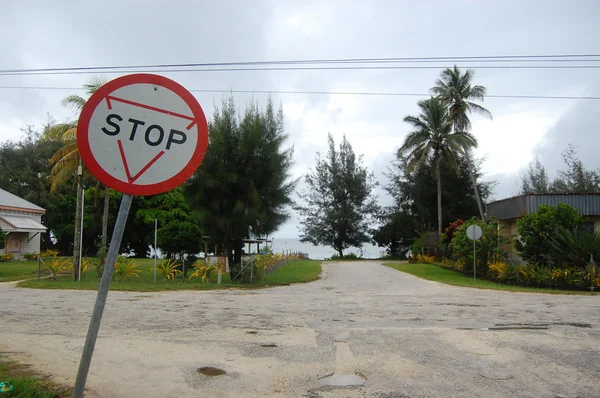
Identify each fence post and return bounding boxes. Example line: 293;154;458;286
37;256;40;280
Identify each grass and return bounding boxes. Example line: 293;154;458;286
385;262;600;295
0;353;70;397
0;260;41;282
16;258;322;292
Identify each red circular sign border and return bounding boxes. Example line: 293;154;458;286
77;73;208;196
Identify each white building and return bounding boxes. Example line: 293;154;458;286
0;188;47;258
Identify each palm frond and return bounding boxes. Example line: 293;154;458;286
61;95;86;112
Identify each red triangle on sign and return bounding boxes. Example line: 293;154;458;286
117;140;165;184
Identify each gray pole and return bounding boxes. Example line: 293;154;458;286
72;194;133;398
154;219;157;284
79;188;85;281
473;238;476;284
37;255;40;280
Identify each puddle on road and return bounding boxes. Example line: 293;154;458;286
197;367;226;376
319;372;367;387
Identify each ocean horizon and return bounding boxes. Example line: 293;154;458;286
270;238;385;260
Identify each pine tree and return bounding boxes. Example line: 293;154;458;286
296;134;378;257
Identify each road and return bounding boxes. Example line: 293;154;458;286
1;261;599;397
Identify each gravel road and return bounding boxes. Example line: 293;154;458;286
1;261;599;397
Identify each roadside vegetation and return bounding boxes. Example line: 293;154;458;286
15;257;321;292
0;353;70;397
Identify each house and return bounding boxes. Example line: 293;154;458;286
486;193;600;261
0;188;47;259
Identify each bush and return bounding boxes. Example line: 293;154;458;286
1;252;15;262
516;203;582;265
328;253;360;260
23;252;39;261
188;261;217;283
410;231;441;258
442;219;464;254
415;253;435;263
113;256;141;280
450;218;507;276
0;229;5;250
549;228;600;268
157;259;181;280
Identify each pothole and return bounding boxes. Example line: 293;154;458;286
319;372;367;387
260;344;278;348
246;331;258;334
197;367;226;376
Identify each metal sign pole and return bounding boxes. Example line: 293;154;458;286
473;238;476;284
72;194;133;398
154;219;157;284
79;189;85;281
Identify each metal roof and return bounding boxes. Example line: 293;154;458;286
487;193;600;219
0;188;45;213
0;215;47;232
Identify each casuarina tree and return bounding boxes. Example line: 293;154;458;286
296;133;379;258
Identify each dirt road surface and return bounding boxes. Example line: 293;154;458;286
1;261;599;397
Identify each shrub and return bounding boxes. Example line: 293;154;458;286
329;253;360;260
411;231;441;258
442;219;464;254
1;252;15;262
416;253;435;263
23;252;38;261
450;218;508;276
188;261;216;283
549;228;600;268
516;203;582;265
113;256;141;280
0;229;5;250
41;252;69;277
157;259;181;280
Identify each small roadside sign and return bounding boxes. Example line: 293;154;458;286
77;73;208;195
465;224;483;285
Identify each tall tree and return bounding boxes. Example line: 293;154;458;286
431;66;492;219
296;134;379;257
400;97;477;237
550;145;600;193
45;77;108;279
185;97;295;278
374;153;493;256
521;158;550;194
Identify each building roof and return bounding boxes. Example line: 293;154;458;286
0;188;45;213
486;193;600;220
0;215;47;232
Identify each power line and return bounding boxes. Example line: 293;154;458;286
1;64;600;77
0;53;598;75
0;85;598;100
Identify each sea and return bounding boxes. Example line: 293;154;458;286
269;238;385;260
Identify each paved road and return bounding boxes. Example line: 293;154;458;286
1;261;599;397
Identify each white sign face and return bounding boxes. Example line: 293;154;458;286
466;224;483;240
78;74;208;196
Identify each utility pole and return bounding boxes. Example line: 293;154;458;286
73;159;83;281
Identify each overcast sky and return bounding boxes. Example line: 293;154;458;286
1;0;599;238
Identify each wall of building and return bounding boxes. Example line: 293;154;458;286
0;210;44;257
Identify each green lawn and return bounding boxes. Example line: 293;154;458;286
0;260;41;282
17;259;321;292
0;353;70;397
385;262;600;295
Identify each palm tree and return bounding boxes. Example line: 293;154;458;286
45;77;108;279
400;97;477;237
431;66;492;220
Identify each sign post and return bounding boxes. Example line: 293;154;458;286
72;74;208;398
466;224;483;284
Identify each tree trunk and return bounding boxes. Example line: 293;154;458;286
73;159;83;281
466;152;486;220
101;185;110;249
337;248;343;258
436;161;443;238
